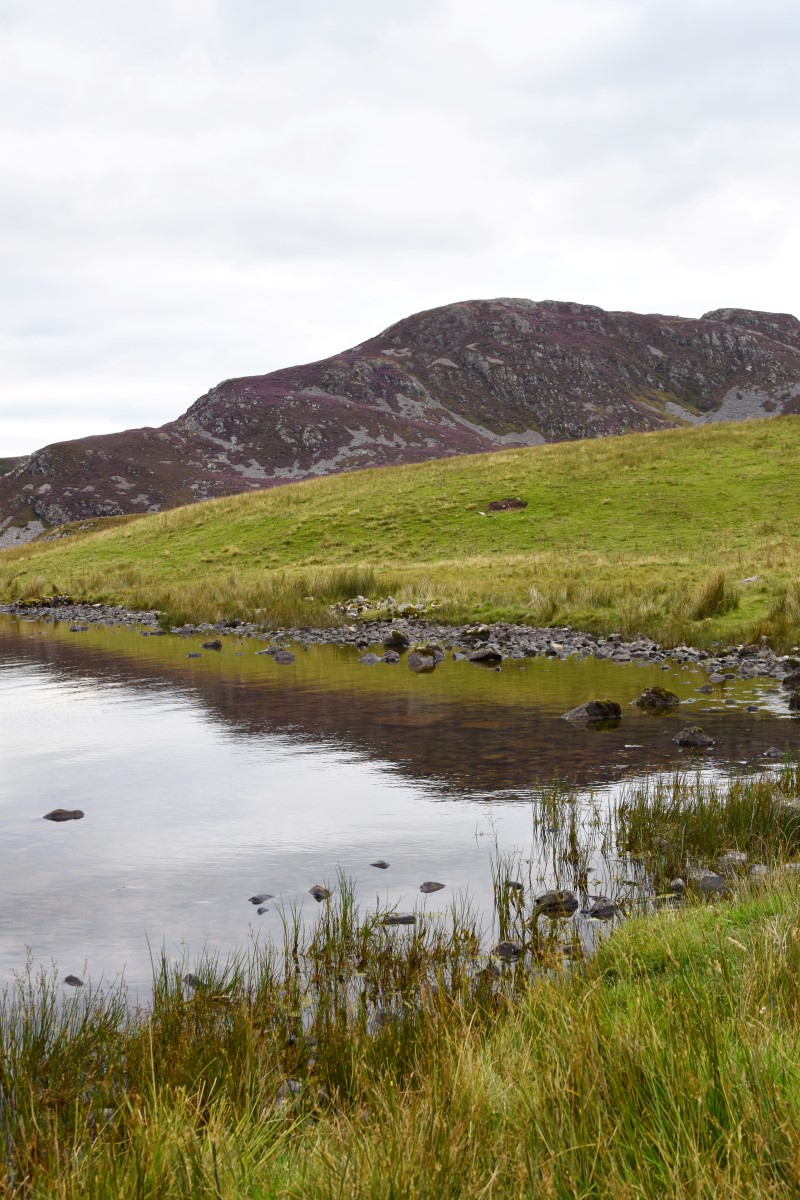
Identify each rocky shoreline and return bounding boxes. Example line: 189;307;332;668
2;597;799;685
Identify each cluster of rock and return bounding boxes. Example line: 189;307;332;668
4;603;799;696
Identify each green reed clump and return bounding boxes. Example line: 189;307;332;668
688;570;741;620
614;763;799;885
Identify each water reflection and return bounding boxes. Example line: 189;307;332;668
0;617;797;993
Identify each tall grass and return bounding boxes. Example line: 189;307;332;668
1;767;800;1196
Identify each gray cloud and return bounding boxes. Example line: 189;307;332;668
1;0;798;453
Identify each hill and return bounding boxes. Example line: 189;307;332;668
1;417;798;647
2;298;800;544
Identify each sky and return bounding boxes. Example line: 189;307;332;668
2;0;799;456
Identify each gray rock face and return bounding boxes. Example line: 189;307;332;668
687;867;727;894
717;850;748;875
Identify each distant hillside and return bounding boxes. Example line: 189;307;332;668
2;297;800;543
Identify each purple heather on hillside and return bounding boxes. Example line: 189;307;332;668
2;297;800;546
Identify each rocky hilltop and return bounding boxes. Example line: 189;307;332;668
2;298;800;544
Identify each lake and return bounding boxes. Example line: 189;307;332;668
1;615;797;994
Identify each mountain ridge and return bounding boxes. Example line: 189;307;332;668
2;296;800;546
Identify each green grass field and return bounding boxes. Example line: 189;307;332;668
2;417;799;645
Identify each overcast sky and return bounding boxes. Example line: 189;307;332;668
2;0;799;455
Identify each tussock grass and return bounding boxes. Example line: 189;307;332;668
2;768;800;1196
1;417;799;645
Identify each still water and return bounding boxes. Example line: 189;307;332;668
1;616;798;993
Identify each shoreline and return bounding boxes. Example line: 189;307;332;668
2;597;798;683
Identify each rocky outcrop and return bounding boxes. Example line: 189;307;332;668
3;298;800;537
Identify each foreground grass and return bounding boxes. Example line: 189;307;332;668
1;418;799;645
4;765;800;1198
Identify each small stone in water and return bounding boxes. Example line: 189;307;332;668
420;881;446;893
370;860;390;869
64;975;84;987
505;880;524;891
257;906;270;914
187;652;202;658
248;894;273;905
44;808;84;822
382;913;416;925
673;726;714;748
587;897;618;920
309;885;331;902
201;640;222;650
273;649;296;665
493;940;523;959
533;890;579;917
182;973;200;988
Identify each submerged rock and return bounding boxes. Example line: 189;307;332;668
64;975;84;987
248;893;273;905
562;700;621;726
586;896;618;920
201;639;222;650
533;889;579;917
493;940;523;959
358;653;380;665
674;726;714;748
273;649;296;665
309;885;331;902
370;860;390;869
381;650;400;664
382;913;416;926
407;650;437;673
43;808;84;822
634;687;680;711
419;881;446;893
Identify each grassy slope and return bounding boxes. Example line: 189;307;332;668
1;417;799;644
8;876;800;1198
